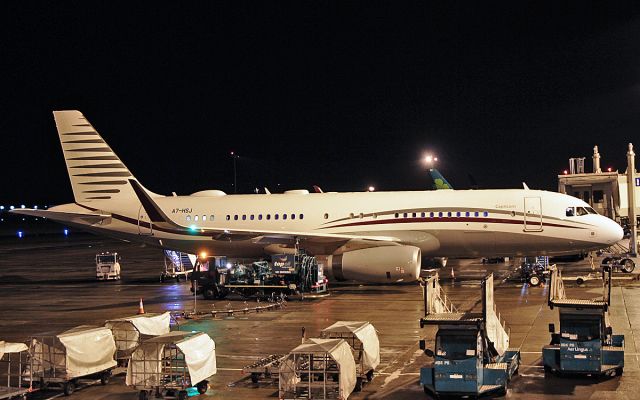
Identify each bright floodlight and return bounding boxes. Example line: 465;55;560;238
424;155;438;165
199;251;208;260
368;186;375;192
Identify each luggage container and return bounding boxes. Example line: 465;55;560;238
0;341;29;400
320;321;380;392
279;338;356;400
105;312;173;365
27;326;117;396
126;331;216;400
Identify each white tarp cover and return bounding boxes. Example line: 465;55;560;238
126;331;216;388
484;275;509;356
0;341;28;360
56;326;117;378
105;312;172;351
321;321;380;372
281;338;356;399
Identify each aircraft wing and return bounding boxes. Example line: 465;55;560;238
10;209;111;224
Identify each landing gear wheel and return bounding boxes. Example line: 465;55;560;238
529;275;541;287
100;370;111;385
202;287;217;300
251;373;260;383
196;380;208;394
177;390;188;400
63;380;75;396
138;390;149;400
622;259;635;273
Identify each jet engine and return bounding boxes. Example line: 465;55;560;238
323;246;421;283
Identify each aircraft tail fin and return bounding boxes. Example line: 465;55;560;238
53;110;158;207
428;168;453;190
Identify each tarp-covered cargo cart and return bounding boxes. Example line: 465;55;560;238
0;341;29;400
105;312;172;364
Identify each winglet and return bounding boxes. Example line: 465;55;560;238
129;179;171;223
522;182;530;190
313;185;324;193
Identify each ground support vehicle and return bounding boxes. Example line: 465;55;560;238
0;342;29;400
26;326;117;396
419;273;520;397
518;256;549;287
242;354;285;383
320;321;379;392
543;265;624;376
279;338;356;400
161;250;195;283
126;331;216;400
105;312;173;366
193;253;327;300
96;252;121;280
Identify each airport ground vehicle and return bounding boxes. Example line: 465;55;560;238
160;250;194;283
27;326;117;396
519;256;550;287
320;321;379;392
279;338;356;400
543;265;624;376
0;341;29;400
105;312;172;365
419;273;520;397
126;331;216;400
96;252;121;281
193;253;327;300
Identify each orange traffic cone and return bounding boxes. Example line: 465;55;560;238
137;298;145;314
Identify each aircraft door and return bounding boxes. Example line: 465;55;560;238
524;197;543;232
138;205;153;235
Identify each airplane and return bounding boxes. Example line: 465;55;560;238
11;110;623;283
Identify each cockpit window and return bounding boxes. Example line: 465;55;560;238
586;207;597;214
566;207;575;217
577;207;589;216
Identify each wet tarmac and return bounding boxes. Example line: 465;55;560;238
1;235;639;399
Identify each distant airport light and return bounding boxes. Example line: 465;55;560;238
607;167;613;172
34;205;38;209
63;229;69;236
9;206;14;210
368;186;375;192
424;154;438;165
17;231;23;238
20;204;25;209
0;206;4;210
563;170;568;175
226;262;233;269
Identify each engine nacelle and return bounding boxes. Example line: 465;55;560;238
323;246;421;283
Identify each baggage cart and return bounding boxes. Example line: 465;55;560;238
0;342;29;400
27;326;117;396
105;312;173;365
126;331;216;400
242;354;285;383
279;338;356;400
320;321;380;392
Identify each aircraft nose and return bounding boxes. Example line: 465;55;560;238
601;217;623;245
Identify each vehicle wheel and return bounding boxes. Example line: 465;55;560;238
529;275;541;287
576;277;585;285
138;390;149;400
622;259;635;273
160;274;166;283
63;380;75;396
196;380;208;394
176;275;181;283
202;287;217;300
100;370;111;385
366;370;374;382
615;367;624;376
251;373;260;383
601;257;612;267
177;390;188;400
354;378;363;392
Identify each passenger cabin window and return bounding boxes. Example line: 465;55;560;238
226;215;230;221
194;215;199;222
300;214;304;220
291;214;295;220
283;214;287;220
566;207;575;217
202;215;206;221
258;214;263;220
234;215;238;220
324;213;329;219
186;215;191;222
483;211;489;217
210;215;214;221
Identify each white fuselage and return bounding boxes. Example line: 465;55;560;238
59;188;622;258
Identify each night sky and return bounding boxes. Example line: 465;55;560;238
2;2;640;205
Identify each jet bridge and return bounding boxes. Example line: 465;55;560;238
418;273;520;397
543;265;624;376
